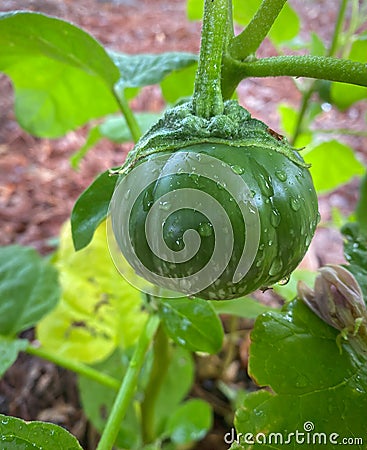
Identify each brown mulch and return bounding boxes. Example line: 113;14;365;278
0;1;366;449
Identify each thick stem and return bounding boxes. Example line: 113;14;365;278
25;344;120;391
141;324;171;444
192;0;229;118
96;314;160;450
228;0;287;60
221;55;367;99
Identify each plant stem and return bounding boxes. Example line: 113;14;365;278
221;55;367;99
113;90;141;143
141;324;170;444
25;344;120;391
291;0;348;144
228;0;287;60
192;0;229;118
96;314;160;450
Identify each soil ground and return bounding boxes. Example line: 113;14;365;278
0;1;366;449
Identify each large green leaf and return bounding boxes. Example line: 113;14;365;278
304;140;365;193
232;300;367;449
0;413;82;449
158;297;224;354
0;245;60;336
0;337;28;377
160;63;197;104
0;11;120;137
71;169;118;251
37;221;146;363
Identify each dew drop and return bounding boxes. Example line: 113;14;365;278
198;222;213;237
290;196;301;211
159;201;171;211
275;170;287;182
278;274;290;285
143;191;153;211
269;258;283;276
231;164;244;175
270;209;281;227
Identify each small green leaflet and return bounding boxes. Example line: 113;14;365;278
0;337;28;377
0;245;60;336
0;413;83;449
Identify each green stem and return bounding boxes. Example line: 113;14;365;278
96;314;160;450
141;324;171;444
222;55;367;98
192;0;229;118
328;0;348;57
228;0;287;60
25;344;120;391
113;90;141;143
292;0;349;144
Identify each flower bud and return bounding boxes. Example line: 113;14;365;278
298;265;367;350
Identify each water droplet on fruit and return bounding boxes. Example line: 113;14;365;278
290;196;300;211
198;222;213;237
269;258;283;276
278;275;290;285
143;191;153;211
270;209;281;227
231;165;244;175
159;201;171;211
275;170;287;181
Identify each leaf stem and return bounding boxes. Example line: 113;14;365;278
192;0;229;118
96;314;160;450
228;0;287;60
25;344;120;391
112;90;141;143
221;55;367;99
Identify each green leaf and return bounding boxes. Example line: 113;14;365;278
233;300;367;449
211;297;276;319
341;222;367;301
304;140;365;193
0;413;82;449
164;399;212;445
0;245;60;336
70;113;160;169
160;63;197;104
153;346;194;435
37;221;146;363
78;349;142;449
0;337;28;377
331;36;367;110
158;297;224;354
71;169;118;251
0;11;119;137
110;51;197;92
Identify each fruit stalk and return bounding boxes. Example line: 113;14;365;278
192;0;229;118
